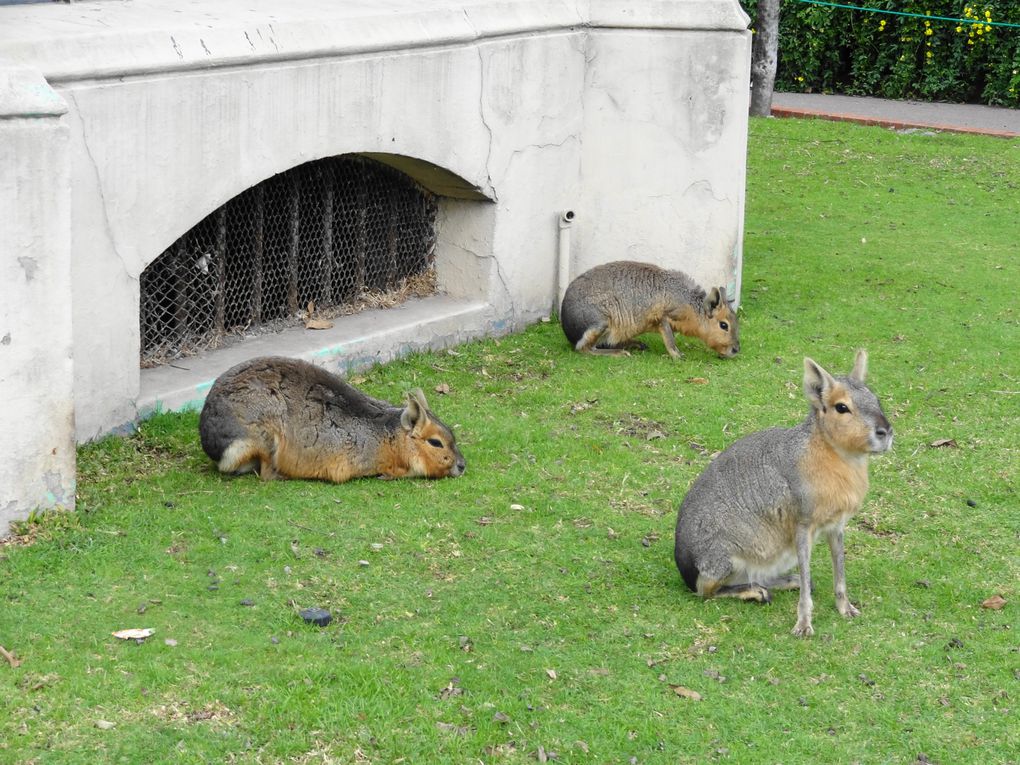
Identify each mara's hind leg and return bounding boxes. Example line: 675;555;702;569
217;440;262;476
699;577;772;604
713;583;772;604
575;324;629;356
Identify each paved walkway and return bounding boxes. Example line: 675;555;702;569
771;91;1020;138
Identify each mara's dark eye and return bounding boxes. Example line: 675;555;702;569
719;321;729;331
835;403;851;414
427;438;445;448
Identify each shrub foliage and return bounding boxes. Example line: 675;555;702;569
742;0;1020;106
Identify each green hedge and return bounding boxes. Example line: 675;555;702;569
743;1;1020;106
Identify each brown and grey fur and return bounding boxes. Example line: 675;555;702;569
559;261;739;359
674;350;892;636
199;356;465;483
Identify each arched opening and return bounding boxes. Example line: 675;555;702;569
139;154;439;367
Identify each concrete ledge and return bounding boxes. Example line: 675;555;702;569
0;62;66;117
0;0;749;83
137;295;502;419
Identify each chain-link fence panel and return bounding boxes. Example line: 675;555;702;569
139;155;438;367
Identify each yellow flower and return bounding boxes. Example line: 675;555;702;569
985;25;992;32
956;25;963;32
925;28;933;36
926;51;932;59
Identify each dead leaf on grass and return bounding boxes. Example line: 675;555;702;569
94;720;116;730
536;745;557;763
687;377;709;385
304;318;334;330
669;684;703;701
438;677;463;700
981;594;1007;610
929;438;958;448
545;668;557;680
569;399;598;414
436;721;469;736
434;382;451;395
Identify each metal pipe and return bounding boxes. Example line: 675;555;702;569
556;209;575;315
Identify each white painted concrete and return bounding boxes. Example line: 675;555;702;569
0;0;750;534
0;65;76;537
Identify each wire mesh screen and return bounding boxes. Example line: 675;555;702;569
140;155;439;367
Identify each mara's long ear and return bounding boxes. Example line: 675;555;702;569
400;388;431;433
717;286;730;306
703;287;722;312
803;357;837;412
849;348;868;383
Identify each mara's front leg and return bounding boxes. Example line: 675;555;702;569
826;523;860;618
792;524;815;637
657;317;683;359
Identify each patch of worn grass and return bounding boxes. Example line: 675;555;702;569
1;119;1017;764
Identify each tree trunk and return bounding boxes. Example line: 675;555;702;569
749;0;780;117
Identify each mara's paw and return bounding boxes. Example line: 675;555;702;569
837;600;861;619
791;620;814;638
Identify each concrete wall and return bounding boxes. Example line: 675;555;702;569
0;65;76;536
0;0;750;535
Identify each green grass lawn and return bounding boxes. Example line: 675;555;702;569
2;118;1017;764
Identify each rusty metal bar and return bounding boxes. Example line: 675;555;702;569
356;180;367;295
253;184;264;324
172;238;188;347
287;175;300;315
386;191;399;289
322;167;334;306
214;207;227;333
